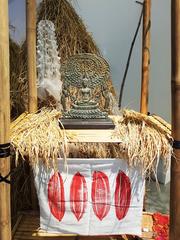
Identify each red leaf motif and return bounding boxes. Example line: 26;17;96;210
48;172;65;221
70;172;88;221
92;171;110;220
115;171;131;220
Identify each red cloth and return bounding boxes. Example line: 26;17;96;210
152;213;169;240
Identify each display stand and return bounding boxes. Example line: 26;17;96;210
12;128;154;240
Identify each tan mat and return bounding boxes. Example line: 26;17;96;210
12;212;154;240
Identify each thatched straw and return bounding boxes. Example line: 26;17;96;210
11;108;69;168
37;0;100;62
10;108;172;174
10;0;116;117
10;38;28;118
122;109;171;139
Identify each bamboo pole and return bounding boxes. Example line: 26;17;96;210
26;0;37;113
26;0;38;210
140;0;151;114
0;1;11;240
170;1;180;239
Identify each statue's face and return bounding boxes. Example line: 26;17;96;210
82;78;88;87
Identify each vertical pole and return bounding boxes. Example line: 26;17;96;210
170;1;180;239
0;1;11;240
26;0;38;210
26;0;37;113
140;0;151;114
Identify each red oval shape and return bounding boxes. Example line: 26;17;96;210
70;172;88;221
115;171;131;220
92;171;110;220
48;172;65;221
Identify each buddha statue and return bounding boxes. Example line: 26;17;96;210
72;76;98;111
61;53;110;119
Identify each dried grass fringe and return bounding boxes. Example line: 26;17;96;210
11;109;69;168
10;108;172;174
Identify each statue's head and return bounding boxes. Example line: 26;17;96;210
82;76;89;87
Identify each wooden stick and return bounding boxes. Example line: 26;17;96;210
12;215;23;237
170;1;180;239
0;1;11;239
118;3;143;108
26;0;37;113
140;0;151;114
26;0;38;210
140;0;151;212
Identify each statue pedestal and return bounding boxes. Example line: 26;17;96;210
60;118;115;129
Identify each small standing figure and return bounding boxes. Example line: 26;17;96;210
101;85;110;110
61;83;69;112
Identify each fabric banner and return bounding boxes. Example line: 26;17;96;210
34;159;145;236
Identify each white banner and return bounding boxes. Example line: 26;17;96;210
34;159;145;236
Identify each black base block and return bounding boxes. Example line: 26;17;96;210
60;118;115;129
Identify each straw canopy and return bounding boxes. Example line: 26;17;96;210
10;108;172;174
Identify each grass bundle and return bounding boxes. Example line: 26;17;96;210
122;109;171;138
11;108;69;167
120;109;172;172
114;111;172;173
11;108;172;174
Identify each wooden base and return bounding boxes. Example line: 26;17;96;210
60;118;115;129
12;212;154;240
